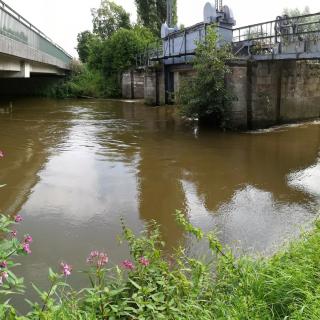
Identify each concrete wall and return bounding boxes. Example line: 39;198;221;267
122;70;145;99
144;67;165;106
125;59;320;129
280;61;320;122
246;60;320;129
227;64;248;129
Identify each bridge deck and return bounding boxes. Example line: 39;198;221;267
0;0;71;70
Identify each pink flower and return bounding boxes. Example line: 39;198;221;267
10;230;17;238
0;261;7;269
86;251;109;267
139;257;150;267
60;262;72;277
23;243;31;254
0;271;8;285
24;235;33;244
14;215;23;223
97;252;108;267
0;150;4;159
121;260;135;271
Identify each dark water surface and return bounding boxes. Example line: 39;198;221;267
0;98;319;308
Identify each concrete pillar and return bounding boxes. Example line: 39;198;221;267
20;61;31;78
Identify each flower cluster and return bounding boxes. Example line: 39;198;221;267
0;150;4;159
0;271;8;285
23;243;32;254
14;215;23;223
86;251;109;267
10;229;17;238
139;257;150;267
60;262;72;277
121;260;135;271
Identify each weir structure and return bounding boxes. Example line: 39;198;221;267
122;1;320;129
0;0;72;78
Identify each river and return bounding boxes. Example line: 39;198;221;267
0;97;319;309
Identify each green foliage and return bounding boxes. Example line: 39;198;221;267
88;26;155;97
178;26;234;127
100;26;155;75
66;2;156;99
135;0;177;35
42;63;105;99
76;31;96;63
91;0;131;39
3;209;320;319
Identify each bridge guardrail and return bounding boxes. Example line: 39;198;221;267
0;0;72;66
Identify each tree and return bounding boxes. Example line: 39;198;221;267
178;27;234;127
76;31;95;63
281;7;318;38
283;6;310;17
92;0;131;39
88;26;155;97
134;0;177;36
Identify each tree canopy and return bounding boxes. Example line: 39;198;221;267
92;0;131;39
283;6;310;17
76;31;96;63
134;0;177;36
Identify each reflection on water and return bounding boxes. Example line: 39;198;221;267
289;159;320;198
0;98;319;308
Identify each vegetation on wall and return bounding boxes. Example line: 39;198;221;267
178;27;234;127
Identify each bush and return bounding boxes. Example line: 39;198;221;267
178;26;234;127
43;63;106;99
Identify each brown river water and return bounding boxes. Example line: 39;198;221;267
0;97;319;309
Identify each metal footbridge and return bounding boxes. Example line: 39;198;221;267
137;11;320;67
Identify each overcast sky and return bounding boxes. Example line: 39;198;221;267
4;0;320;57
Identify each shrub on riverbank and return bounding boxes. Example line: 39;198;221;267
178;26;234;127
43;63;106;99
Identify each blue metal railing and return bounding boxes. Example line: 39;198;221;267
0;0;72;66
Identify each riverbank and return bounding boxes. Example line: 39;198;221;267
1;211;320;319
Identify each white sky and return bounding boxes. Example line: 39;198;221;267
4;0;320;57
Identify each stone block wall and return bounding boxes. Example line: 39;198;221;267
123;59;320;129
229;60;320;129
280;61;320;122
227;64;248;129
144;67;165;106
121;70;145;99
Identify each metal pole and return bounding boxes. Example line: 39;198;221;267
167;0;173;27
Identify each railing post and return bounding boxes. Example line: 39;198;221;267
184;29;187;63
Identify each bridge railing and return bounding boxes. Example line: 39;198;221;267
136;23;233;67
0;0;72;66
233;12;320;55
